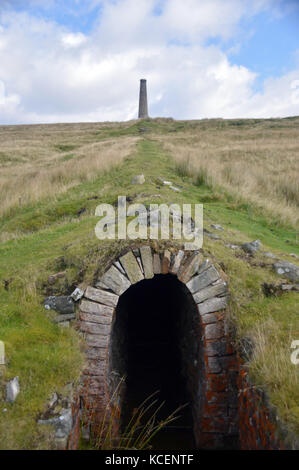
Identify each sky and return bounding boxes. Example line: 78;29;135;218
0;0;298;124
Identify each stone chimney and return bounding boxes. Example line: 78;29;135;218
138;79;149;119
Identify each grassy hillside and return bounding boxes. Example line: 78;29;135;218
0;117;298;449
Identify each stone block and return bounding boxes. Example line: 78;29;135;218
80;299;114;317
208;357;222;373
170;250;185;274
119;251;144;284
80;321;110;336
201;313;217;324
79;311;112;325
186;265;219;293
205;322;224;340
178;252;202;283
84;286;119;308
85;334;109;348
98;265;131;295
140;246;154;279
44;296;75;314
198;297;228;315
193;282;227;304
161;250;171;274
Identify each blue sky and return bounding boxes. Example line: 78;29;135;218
0;0;298;123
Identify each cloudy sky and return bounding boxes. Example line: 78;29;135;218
0;0;298;124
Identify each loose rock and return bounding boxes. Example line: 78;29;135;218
71;288;84;302
6;377;20;403
131;174;145;185
273;260;299;282
44;296;75;314
211;224;224;231
241;240;261;255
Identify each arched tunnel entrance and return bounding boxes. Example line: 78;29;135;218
109;274;202;450
69;247;286;451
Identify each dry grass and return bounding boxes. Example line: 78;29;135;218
0;122;139;217
249;316;299;434
157;119;299;228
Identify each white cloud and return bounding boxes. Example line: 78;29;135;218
0;0;298;124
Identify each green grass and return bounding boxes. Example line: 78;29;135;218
0;123;298;449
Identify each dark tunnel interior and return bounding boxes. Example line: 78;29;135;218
109;274;202;450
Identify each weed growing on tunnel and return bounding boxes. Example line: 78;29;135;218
82;385;187;450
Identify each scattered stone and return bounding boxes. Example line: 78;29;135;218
140;246;154;279
71;287;84;302
211;224;224;231
44;296;75;314
6;376;20;403
263;252;276;259
48;271;66;285
131;174;145;185
262;282;299;297
290;253;299;259
119;251;144;284
186;265;220;294
241;240;261;255
204;229;221;240
225;244;239;250
97;265;131;295
169;185;181;192
273;260;299;282
38;408;72;440
0;341;5;365
84;286;119;308
207;233;220;240
198;297;228;315
53;314;75;323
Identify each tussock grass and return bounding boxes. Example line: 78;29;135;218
249;317;299;434
158;118;299;228
0;123;138;218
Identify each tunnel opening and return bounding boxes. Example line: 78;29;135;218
109;274;203;450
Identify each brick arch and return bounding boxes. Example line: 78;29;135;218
77;247;239;449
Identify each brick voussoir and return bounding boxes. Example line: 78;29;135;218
186;265;220;293
80;299;114;316
84;286;119;308
198;297;228;315
80;321;111;335
79;311;112;325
